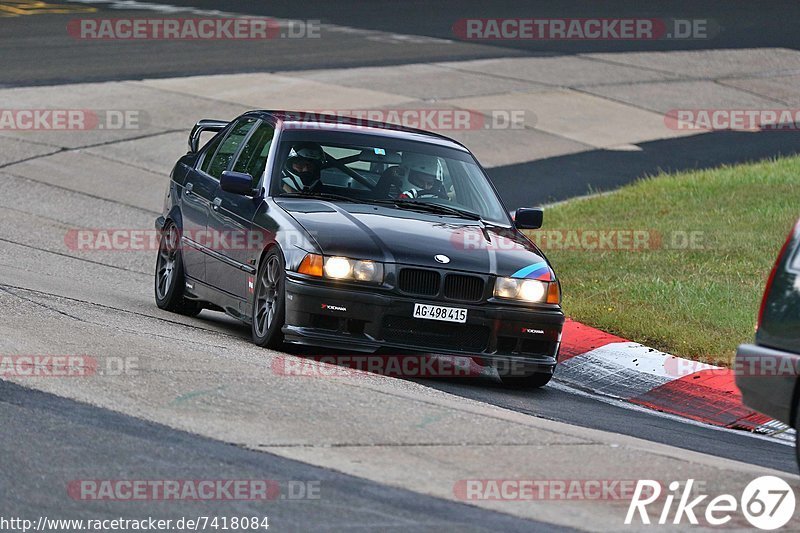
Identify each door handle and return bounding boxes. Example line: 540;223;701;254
212;197;222;210
185;182;194;194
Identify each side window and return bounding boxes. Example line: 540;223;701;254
232;122;275;180
198;134;224;175
206;118;257;180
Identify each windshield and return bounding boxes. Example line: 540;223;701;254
272;135;510;224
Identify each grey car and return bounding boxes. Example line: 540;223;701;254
736;219;800;464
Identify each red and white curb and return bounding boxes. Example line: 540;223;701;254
557;319;793;441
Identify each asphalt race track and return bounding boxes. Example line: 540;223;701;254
4;0;800;86
1;1;799;531
0;380;573;532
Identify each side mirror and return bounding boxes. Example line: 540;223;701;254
514;208;543;230
221;170;257;196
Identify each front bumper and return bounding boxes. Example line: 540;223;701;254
735;343;800;426
282;275;564;376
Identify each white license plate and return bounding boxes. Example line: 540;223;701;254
413;303;467;323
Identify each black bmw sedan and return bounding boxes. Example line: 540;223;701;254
155;111;564;388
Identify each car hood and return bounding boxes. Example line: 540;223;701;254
277;199;554;279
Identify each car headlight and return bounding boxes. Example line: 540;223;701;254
352;259;380;281
494;277;560;304
324;256;352;279
298;254;383;283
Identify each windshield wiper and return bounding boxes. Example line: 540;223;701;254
281;192;373;204
377;199;483;221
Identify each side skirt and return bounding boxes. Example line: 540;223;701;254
184;276;250;324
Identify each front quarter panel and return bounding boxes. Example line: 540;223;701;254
246;199;320;319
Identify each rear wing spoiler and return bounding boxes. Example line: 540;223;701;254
188;119;229;153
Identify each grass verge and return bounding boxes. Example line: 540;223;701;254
525;155;800;365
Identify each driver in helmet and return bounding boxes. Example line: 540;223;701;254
282;142;325;192
398;152;448;200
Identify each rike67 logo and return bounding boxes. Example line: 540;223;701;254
626;477;795;530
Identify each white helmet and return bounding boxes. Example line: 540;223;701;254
401;152;443;188
401;152;440;178
399;152;447;199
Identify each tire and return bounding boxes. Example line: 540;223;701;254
154;223;202;317
500;372;552;390
251;248;286;349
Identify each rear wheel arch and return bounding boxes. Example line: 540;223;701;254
163;206;184;234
